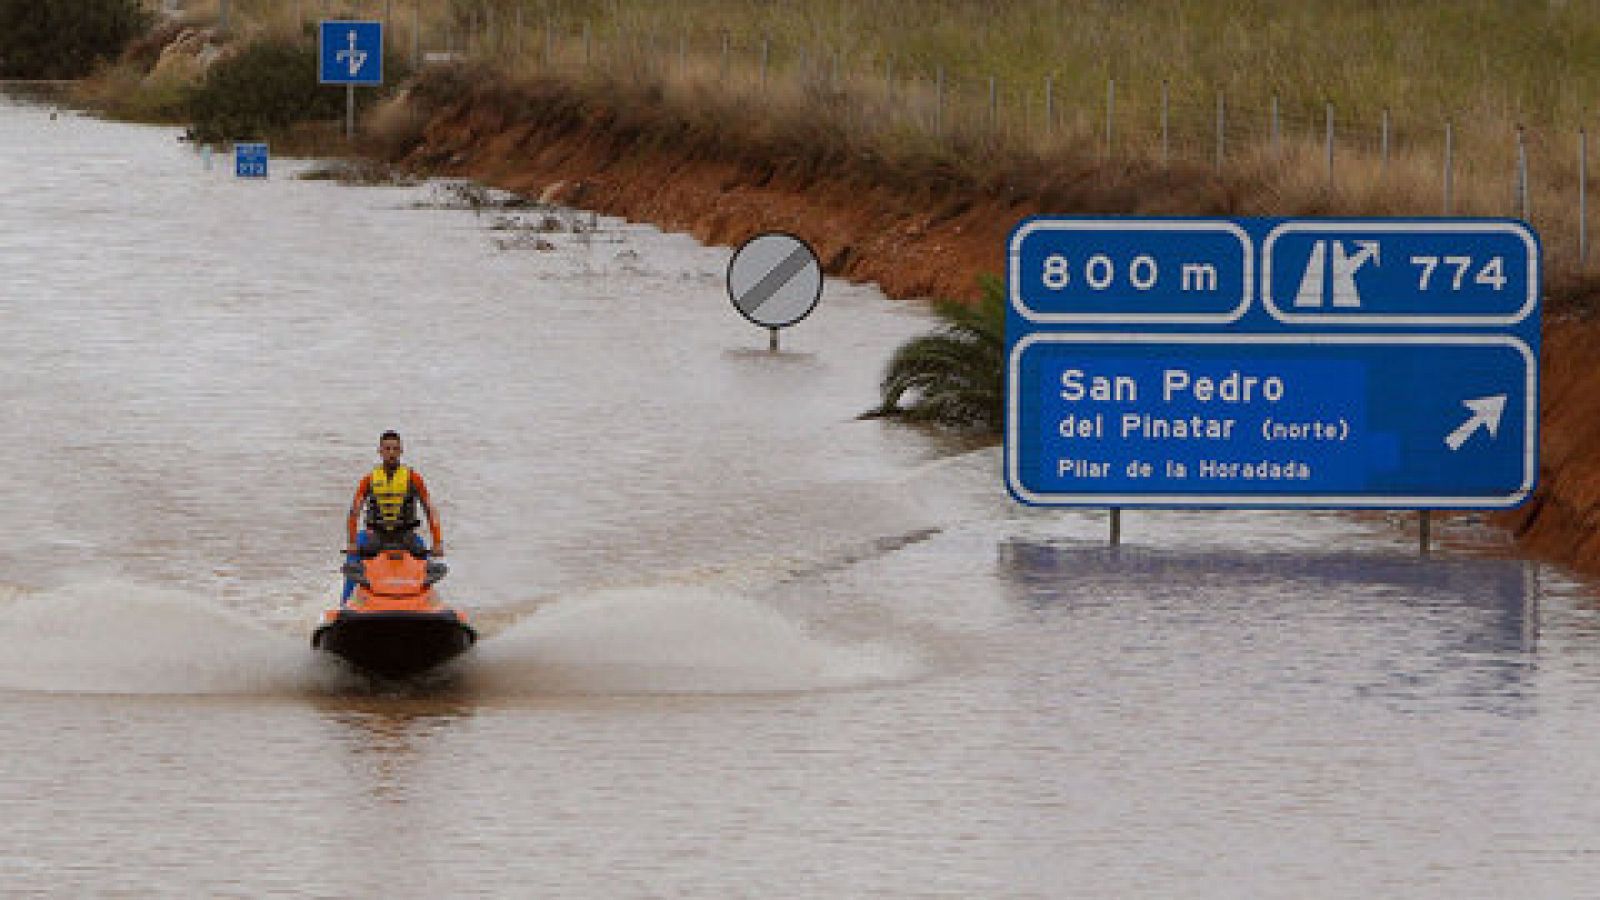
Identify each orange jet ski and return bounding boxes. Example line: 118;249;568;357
313;548;476;678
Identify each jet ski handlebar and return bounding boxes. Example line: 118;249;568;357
340;560;370;587
339;559;448;587
424;561;449;586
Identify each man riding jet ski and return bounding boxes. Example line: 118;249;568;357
343;429;443;598
314;431;475;677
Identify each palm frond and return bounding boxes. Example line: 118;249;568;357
871;274;1007;433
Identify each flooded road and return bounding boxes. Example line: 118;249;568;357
5;94;1600;898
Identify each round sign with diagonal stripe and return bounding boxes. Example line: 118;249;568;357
726;232;823;328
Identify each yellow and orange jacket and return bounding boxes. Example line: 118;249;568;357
347;464;442;548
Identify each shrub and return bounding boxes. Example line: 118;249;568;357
362;90;430;159
873;273;1006;434
0;0;150;79
72;60;189;122
184;34;414;143
183;36;344;142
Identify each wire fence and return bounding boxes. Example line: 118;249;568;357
262;1;1598;278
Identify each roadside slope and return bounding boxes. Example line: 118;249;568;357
1493;320;1600;573
389;69;1600;576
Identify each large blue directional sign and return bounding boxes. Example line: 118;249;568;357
1006;218;1540;509
319;20;383;85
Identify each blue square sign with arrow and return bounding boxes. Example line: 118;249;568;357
319;20;383;85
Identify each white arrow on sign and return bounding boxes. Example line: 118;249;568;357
1444;394;1507;450
336;30;367;77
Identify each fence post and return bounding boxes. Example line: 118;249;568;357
1325;102;1335;189
1215;90;1226;172
1381;108;1391;179
585;22;592;68
1105;78;1115;160
761;36;770;87
1516;125;1530;220
720;31;729;77
1444;120;1454;214
1270;93;1280;155
1045;75;1054;135
1161;80;1170;168
935;66;945;136
989;75;997;131
1582;127;1589;269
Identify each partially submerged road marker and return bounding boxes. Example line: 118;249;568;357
233;142;268;178
726;232;823;352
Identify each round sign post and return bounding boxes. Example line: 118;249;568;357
726;232;823;352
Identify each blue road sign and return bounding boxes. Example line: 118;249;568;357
1010;219;1253;323
1010;334;1535;506
319;20;383;85
1005;217;1540;509
233;142;268;178
1263;221;1537;324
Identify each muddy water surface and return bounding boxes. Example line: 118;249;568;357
4;95;1600;898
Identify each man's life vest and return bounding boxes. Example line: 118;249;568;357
366;465;419;530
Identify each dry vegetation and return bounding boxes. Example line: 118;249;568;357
132;0;1600;302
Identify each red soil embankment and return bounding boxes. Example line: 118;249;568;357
390;70;1600;576
392;71;1240;303
1492;320;1600;575
396;84;1007;303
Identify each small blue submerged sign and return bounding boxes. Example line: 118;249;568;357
1005;218;1540;509
233;142;268;178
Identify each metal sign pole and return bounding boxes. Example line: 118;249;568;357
346;84;355;140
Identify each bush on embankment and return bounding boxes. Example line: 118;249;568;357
0;0;150;79
182;35;342;142
181;31;414;143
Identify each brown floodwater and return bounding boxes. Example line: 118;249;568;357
5;93;1600;899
